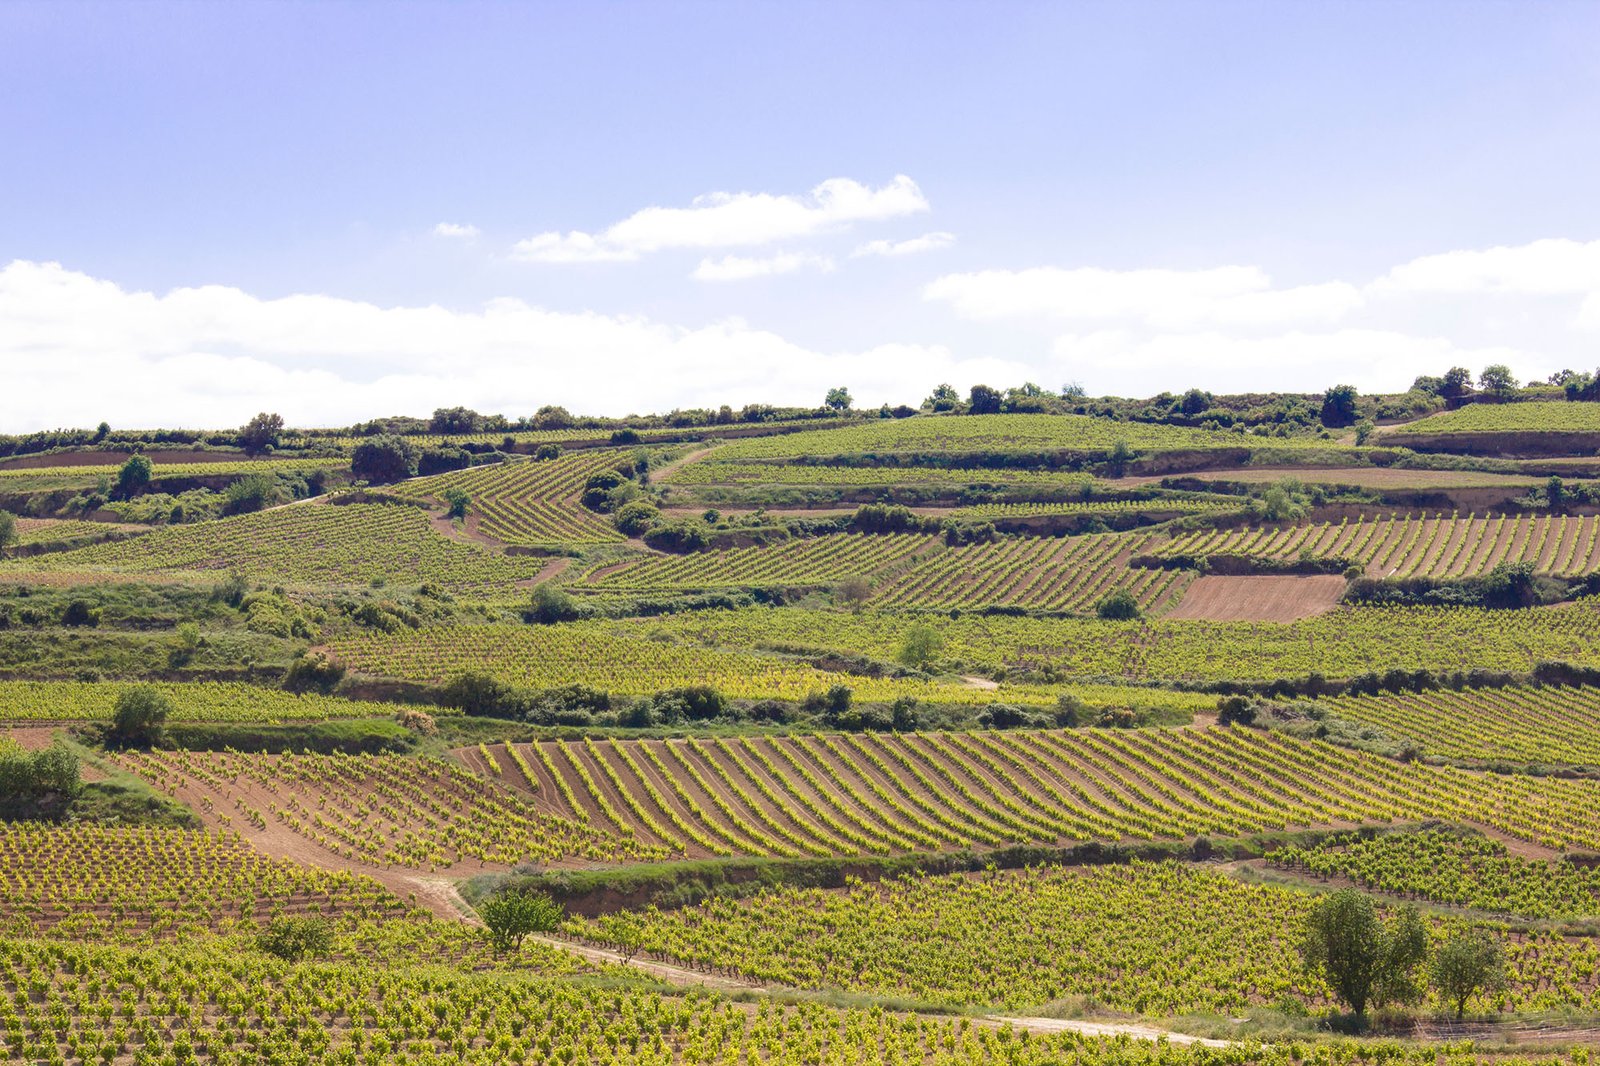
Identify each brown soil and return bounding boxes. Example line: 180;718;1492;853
0;449;262;470
1165;574;1347;622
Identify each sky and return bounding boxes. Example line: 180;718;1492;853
2;0;1599;431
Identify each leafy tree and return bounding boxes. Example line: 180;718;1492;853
534;443;562;460
527;583;581;624
1546;476;1566;513
115;454;153;498
1300;889;1428;1018
824;387;853;411
613;500;660;536
1353;419;1376;445
283;651;345;694
109;686;172;747
967;384;1003;415
925;383;961;411
222;473;282;515
92;421;111;442
0;512;15;552
60;599;100;627
256;916;333;962
1320;384;1360;428
439;671;513;717
897;624;945;669
1478;364;1518;397
443;487;471;519
1430;930;1506;1019
1060;381;1087;401
1216;696;1259;727
1054;693;1087;727
429;406;483;434
239;412;285;454
479;891;563;955
1096;589;1141;620
1441;366;1473;398
1179;388;1213;416
350;435;417;483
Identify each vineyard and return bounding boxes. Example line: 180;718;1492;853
328;622;1059;705
0;680;399;723
1321;685;1600;767
114;749;665;868
579;533;936;593
948;498;1236;519
599;602;1600;682
1388;401;1600;436
568;861;1600;1014
867;532;1193;612
469;726;1600;857
1267;829;1600;920
0;825;412;940
706;413;1341;460
7;502;549;591
394;452;627;545
663;461;1100;488
1157;513;1600;577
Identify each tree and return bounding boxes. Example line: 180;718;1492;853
1060;381;1087;401
109;686;171;747
0;512;15;552
1547;476;1566;513
1179;388;1213;416
1096;589;1141;620
1354;420;1376;446
256;916;333;962
439;671;512;717
527;583;581;624
1105;439;1136;477
968;384;1003;415
479;891;563;955
824;387;853;411
350;435;417;483
897;624;945;669
114;454;153;498
222;473;281;515
925;383;960;411
443;487;471;519
1430;930;1506;1019
429;406;483;434
1300;889;1428;1019
1441;366;1473;398
613;500;659;536
239;412;285;454
283;651;345;694
93;421;110;442
1478;364;1518;397
1320;384;1360;428
1216;696;1259;727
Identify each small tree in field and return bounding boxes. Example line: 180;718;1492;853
897;624;945;669
0;512;15;552
109;686;171;747
480;891;563;955
1096;589;1141;620
824;386;853;411
114;454;153;499
1431;930;1506;1019
834;575;873;611
257;916;332;962
239;412;285;454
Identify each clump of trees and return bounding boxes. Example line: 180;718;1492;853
1300;888;1507;1022
106;686;172;748
351;435;418;483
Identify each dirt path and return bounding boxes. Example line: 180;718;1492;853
961;675;1000;690
984;1016;1232;1045
651;442;724;484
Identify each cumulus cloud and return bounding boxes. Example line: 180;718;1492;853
511;176;929;264
691;252;834;282
852;232;956;258
0;260;1012;431
432;222;480;239
1373;237;1600;331
924;265;1363;329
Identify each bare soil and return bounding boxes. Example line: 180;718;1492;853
1165;575;1347;622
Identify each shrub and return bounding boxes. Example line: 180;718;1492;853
1095;589;1142;620
239;412;285;454
443;487;471;519
108;686;172;747
613;500;660;536
256;916;333;962
283;651;346;694
1217;696;1259;727
439;671;513;717
60;599;101;627
896;624;944;669
351;435;417;483
526;583;581;624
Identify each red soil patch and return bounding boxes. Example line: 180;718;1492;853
1165;575;1347;622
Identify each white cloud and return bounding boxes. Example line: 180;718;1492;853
511;175;929;264
691;252;834;282
925;265;1362;329
432;222;480;239
0;260;1009;431
1375;238;1600;296
852;232;956;258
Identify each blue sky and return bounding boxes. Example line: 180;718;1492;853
2;1;1599;429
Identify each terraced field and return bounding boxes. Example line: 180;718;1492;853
0;825;412;940
580;533;937;593
395;452;627;545
1322;685;1600;767
663;461;1098;488
569;861;1600;1014
115;749;666;868
1389;401;1600;436
0;680;400;723
460;727;1600;858
5;502;548;591
1158;513;1600;577
870;532;1193;612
